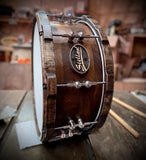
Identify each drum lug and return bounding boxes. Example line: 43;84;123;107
84;81;92;88
68;31;74;43
78;118;84;129
69;119;76;130
77;32;84;43
74;81;82;88
55;121;98;130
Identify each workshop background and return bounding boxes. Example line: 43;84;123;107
0;0;146;160
0;0;146;90
0;0;146;91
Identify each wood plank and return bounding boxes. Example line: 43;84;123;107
109;109;139;138
0;90;26;140
1;90;146;160
114;80;146;91
0;91;96;160
89;91;146;160
113;96;146;119
131;91;146;104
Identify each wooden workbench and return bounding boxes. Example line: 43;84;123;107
90;91;146;160
0;90;146;160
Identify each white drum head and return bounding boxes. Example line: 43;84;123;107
33;22;43;138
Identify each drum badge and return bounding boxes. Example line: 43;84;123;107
69;44;90;74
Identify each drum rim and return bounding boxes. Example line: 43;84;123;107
32;11;57;142
32;19;43;139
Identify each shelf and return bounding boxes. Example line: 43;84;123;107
0;16;33;24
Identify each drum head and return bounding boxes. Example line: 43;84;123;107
33;22;43;137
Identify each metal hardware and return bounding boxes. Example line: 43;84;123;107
78;118;84;129
77;18;106;129
55;121;97;130
60;130;66;139
39;31;43;36
68;31;74;43
53;32;99;43
43;83;47;90
47;13;84;23
69;130;73;137
52;33;99;39
75;81;82;89
57;81;106;88
84;81;91;88
69;119;76;130
42;129;47;138
49;131;81;142
78;32;84;42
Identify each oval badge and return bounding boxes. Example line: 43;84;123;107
69;44;90;74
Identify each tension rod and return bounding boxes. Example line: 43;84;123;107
47;13;84;21
52;33;99;39
56;81;106;88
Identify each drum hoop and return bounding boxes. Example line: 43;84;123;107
33;11;57;142
77;19;105;128
32;18;42;138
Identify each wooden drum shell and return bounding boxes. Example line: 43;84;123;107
32;11;114;142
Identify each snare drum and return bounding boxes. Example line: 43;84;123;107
32;11;114;142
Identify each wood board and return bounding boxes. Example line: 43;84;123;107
89;91;146;160
0;90;26;140
0;91;96;160
0;90;146;160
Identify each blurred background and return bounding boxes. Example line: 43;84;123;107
0;0;146;91
0;1;146;159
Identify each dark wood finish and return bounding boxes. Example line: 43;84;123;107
84;17;114;128
88;0;146;31
52;22;103;127
32;11;114;142
128;34;146;57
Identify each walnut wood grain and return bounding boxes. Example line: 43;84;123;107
32;12;114;142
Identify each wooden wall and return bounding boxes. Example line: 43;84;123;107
0;0;88;13
88;0;146;31
0;0;145;91
1;0;145;31
0;63;32;90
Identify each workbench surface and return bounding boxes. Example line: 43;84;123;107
0;90;146;160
